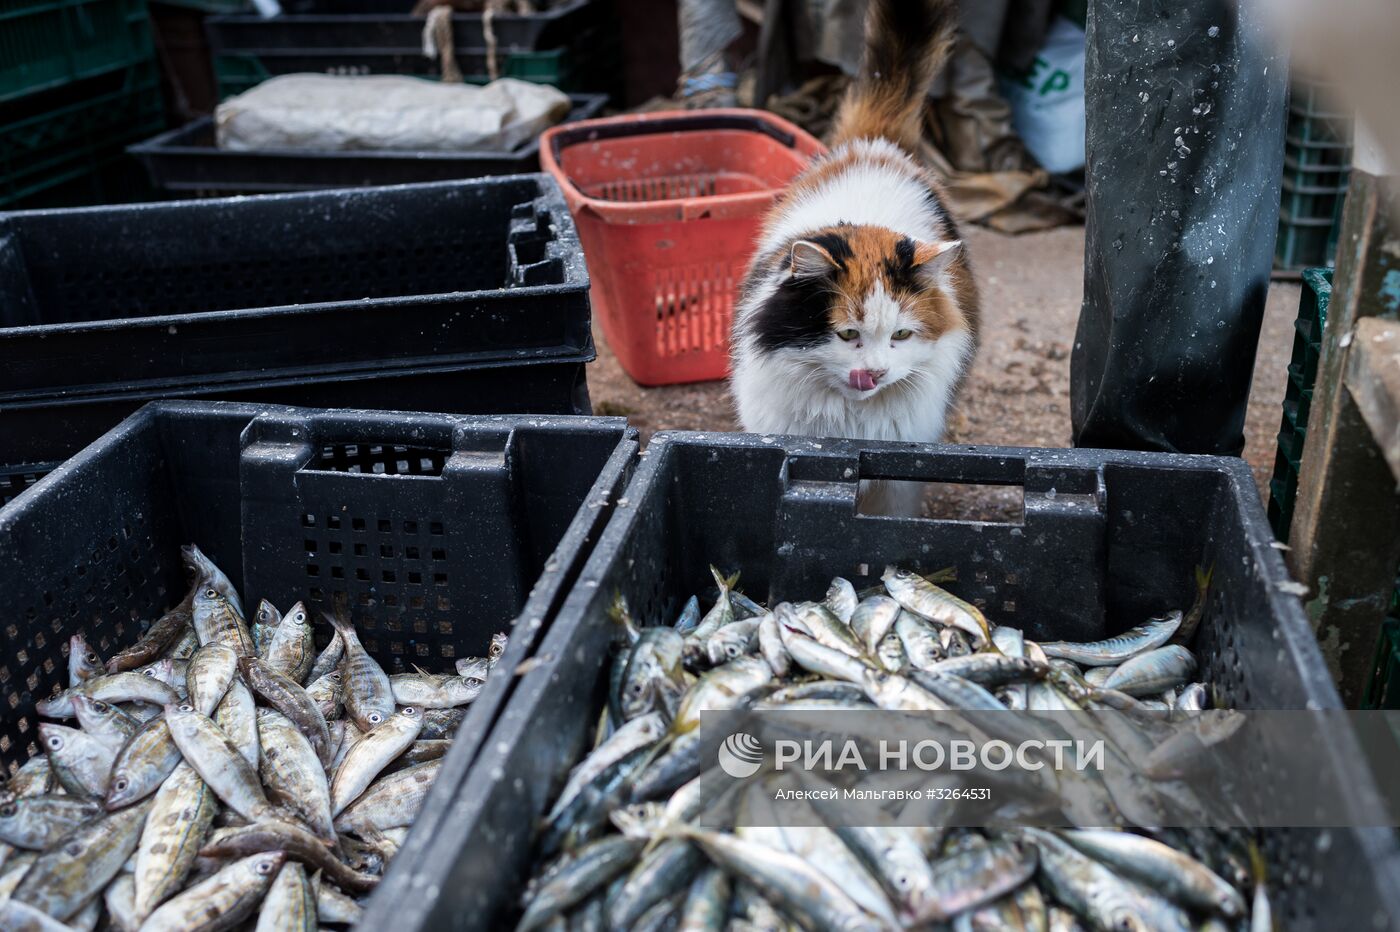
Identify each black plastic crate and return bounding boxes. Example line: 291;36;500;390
0;352;593;475
0;400;636;842
129;94;607;194
207;0;598;55
363;432;1400;931
0;461;56;507
0;175;592;452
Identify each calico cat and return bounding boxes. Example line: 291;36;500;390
730;0;979;515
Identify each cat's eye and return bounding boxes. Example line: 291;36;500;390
892;329;913;341
836;328;859;342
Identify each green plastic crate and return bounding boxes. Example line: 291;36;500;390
214;45;586;99
1276;80;1352;271
210;52;265;97
1363;598;1400;710
0;61;165;207
0;0;153;103
1268;268;1332;540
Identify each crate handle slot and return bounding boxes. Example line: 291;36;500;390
238;411;528;645
508;201;564;287
771;448;1110;636
240;411;516;474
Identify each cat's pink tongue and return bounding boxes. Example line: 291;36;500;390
849;369;878;391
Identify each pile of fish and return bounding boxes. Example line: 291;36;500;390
517;564;1274;931
0;544;503;931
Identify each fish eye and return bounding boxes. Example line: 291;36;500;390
293;613;305;624
46;735;63;749
629;683;643;695
403;707;418;716
895;872;911;890
205;588;217;598
143;669;156;678
367;713;382;725
836;328;859;342
0;803;16;816
85;652;99;664
113;778;128;792
178;704;194;713
91;701;107;712
256;859;276;875
892;328;913;341
467;677;483;688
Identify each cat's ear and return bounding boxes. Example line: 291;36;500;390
912;240;963;279
789;240;841;279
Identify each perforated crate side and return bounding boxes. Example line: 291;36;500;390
0;404;238;771
1277;81;1352;271
1268;269;1332;540
0;0;153;103
0;62;165;208
211;36;605;99
235;408;633;667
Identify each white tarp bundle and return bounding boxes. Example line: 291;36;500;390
215;74;572;153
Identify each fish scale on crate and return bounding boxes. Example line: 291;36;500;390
0;543;504;929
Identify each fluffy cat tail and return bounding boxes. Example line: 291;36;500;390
830;0;956;153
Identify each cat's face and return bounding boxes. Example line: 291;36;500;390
747;225;966;398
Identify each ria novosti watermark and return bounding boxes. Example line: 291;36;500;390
765;736;1106;774
696;708;1400;829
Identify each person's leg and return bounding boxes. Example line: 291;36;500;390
1071;0;1287;454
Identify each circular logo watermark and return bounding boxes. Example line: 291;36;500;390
717;732;764;778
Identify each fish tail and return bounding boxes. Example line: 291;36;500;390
607;592;640;643
926;566;959;584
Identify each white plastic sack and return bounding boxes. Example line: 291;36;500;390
999;16;1086;174
215;74;572;153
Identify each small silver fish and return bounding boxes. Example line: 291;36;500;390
140;851;284;932
1102;645;1198;697
1041;612;1183;666
67;634;104;687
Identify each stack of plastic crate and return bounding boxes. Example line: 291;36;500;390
0;0;165;207
1276;81;1352;271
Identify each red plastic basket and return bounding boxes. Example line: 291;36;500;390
540;109;826;385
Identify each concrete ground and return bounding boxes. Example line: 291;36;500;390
585;225;1297;517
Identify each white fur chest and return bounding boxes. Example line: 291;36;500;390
731;330;972;444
